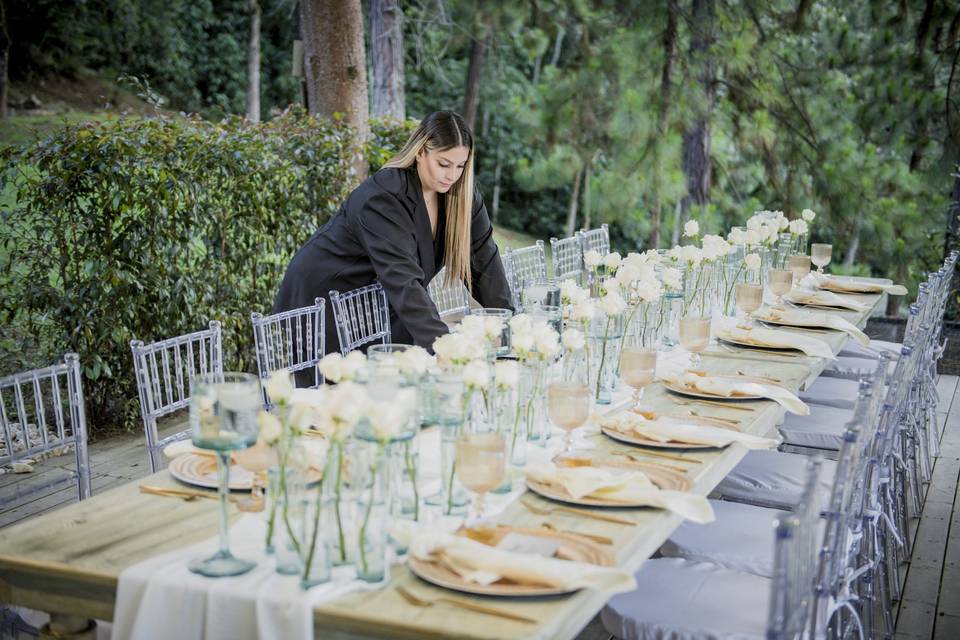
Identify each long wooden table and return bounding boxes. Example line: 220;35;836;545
0;292;883;640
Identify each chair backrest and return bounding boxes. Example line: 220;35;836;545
577;223;610;257
0;354;91;509
767;456;823;640
131;321;223;472
251;298;326;405
427;267;471;318
550;235;584;282
329;282;392;355
503;241;547;309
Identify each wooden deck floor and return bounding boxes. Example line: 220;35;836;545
3;379;960;639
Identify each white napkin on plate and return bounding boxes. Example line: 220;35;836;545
598;411;779;450
662;372;810;415
786;287;869;312
395;524;638;593
524;463;714;523
715;316;835;359
755;306;870;346
810;272;908;296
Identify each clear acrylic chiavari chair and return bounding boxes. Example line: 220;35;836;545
427;267;471;319
550;234;585;282
577;223;610;257
502;241;547;309
251;298;326;407
0;354;92;509
328;282;392;354
130;321;223;472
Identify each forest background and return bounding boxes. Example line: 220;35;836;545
3;0;960;434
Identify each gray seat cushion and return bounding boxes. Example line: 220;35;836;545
798;376;862;410
715;450;837;511
778;403;854;451
837;338;901;360
601;558;769;640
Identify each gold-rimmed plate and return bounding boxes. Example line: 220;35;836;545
168;453;321;491
407;526;612;597
554;456;694;491
716;335;805;354
662;376;770;401
600;415;739;451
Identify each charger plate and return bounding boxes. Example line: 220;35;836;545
407;525;612;597
168;453;321;490
662;375;771;401
601;414;739;452
553;456;693;491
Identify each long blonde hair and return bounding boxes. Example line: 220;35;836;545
383;111;475;289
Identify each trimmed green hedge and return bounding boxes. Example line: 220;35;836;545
0;109;416;434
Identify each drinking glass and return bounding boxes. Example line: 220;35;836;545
469;307;513;357
767;269;793;307
787;255;811;284
735;283;763;329
679;317;711;368
521;280;561;311
619;347;657;411
546;381;592;454
811;243;832;274
455;432;506;524
189;372;261;577
367;343;411;361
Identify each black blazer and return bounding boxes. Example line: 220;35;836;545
273;166;513;357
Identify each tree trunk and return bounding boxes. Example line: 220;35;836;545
492;155;502;222
463;36;488;131
368;0;405;120
300;0;370;178
670;199;683;246
650;1;678;249
246;0;261;122
564;167;583;238
679;0;716;222
844;212;861;267
0;0;9;120
582;158;593;231
549;28;565;67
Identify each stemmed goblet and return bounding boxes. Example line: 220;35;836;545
787;255;811;284
619;347;657;412
679;317;711;369
455;432;506;525
735;283;763;329
767;269;793;307
811;243;832;274
546;381;592;454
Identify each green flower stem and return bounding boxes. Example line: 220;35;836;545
724;264;745;314
445;392;471;515
523;362;545;439
333;444;346;563
358;442;386;575
595;317;612;399
301;474;325;584
403;440;419;521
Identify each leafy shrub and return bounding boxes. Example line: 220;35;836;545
0;109;411;435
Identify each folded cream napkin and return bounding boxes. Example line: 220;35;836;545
398;526;638;593
162;439;201;459
598;411;779;450
785;287;869;312
811;272;908;296
524;463;714;523
755;306;870;346
715;316;835;359
662;372;809;415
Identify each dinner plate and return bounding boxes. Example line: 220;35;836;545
407;526;612;597
168;453;321;490
817;279;882;295
716;335;805;354
600;415;740;452
752;312;837;331
785;294;864;311
662;376;770;401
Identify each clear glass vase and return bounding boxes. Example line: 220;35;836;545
420;374;469;516
322;439;357;567
353;437;394;583
519;360;550;442
299;486;331;589
267;466;306;576
588;313;624;405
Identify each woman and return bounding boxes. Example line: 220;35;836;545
273;110;513;359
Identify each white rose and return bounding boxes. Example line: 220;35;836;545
342;351;367;380
570;300;595;322
257;410;283;444
483;316;505;341
680;244;703;266
742;229;761;246
661;267;682;290
457;314;486;339
583;250;603;269
643;248;662;264
667;245;683;262
494;360;520;388
775;213;789;230
744;253;761;270
683;219;700;238
801;208;816;222
512;331;535;355
532;324;560;359
598;290;626;316
509;313;533;337
562;328;585;351
789;218;808;236
560;278;581;304
746;216;762;232
602;251;622;271
635;277;663;302
396;346;434;376
318;353;345;383
366;389;416;441
462;360;491;389
728;228;745;245
263;370;294;404
433;332;483;365
615;263;642;287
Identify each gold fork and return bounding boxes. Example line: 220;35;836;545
539;522;613;545
667;396;756;412
394;585;537;624
520;498;636;526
